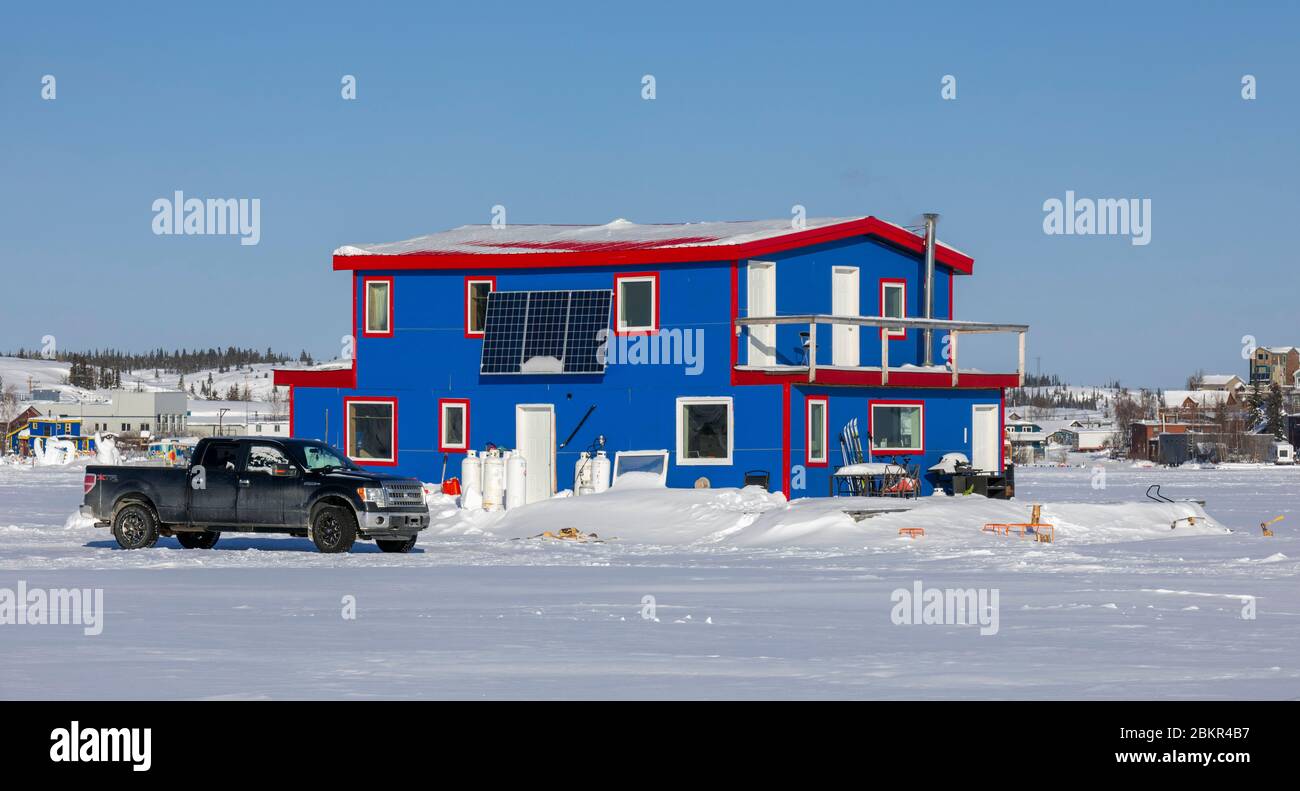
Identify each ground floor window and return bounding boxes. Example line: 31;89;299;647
677;397;733;465
345;397;397;464
869;401;924;453
806;396;828;466
439;399;469;452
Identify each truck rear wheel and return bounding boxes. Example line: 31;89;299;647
377;536;417;553
177;530;220;549
112;502;160;550
311;505;357;553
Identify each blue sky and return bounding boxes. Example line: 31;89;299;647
3;0;1297;387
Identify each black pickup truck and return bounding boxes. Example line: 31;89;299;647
81;437;429;553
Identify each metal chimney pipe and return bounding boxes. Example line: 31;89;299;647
922;213;939;367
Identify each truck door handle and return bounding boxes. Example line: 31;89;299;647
238;479;251;487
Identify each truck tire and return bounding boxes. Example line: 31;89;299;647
176;530;220;549
377;536;417;553
311;505;357;553
112;502;160;550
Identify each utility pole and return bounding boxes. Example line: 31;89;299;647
217;407;230;437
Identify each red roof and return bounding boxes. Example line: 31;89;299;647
331;216;975;275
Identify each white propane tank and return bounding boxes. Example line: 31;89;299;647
506;453;527;509
481;450;506;511
461;449;482;496
574;452;593;496
591;450;611;493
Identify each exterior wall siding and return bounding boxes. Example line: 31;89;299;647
288;234;992;497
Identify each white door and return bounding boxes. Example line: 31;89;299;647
746;261;776;367
972;404;999;472
515;404;555;504
832;266;860;367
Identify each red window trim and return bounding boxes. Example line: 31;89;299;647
361;276;394;338
805;395;829;467
867;399;925;455
879;278;906;340
464;276;496;338
613;271;660;335
438;398;470;454
343;396;398;466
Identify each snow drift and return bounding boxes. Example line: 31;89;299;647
427;486;1226;548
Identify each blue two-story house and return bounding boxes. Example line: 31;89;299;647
276;215;1028;499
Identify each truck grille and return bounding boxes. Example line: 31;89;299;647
382;482;425;506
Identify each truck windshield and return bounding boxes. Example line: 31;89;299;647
300;443;358;472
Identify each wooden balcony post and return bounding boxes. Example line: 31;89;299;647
950;331;959;386
808;321;817;382
881;329;889;385
1018;331;1026;386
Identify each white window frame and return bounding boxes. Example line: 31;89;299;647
615;273;658;333
465;277;494;337
439;399;469;452
881;280;906;339
363;277;393;337
806;396;828;465
869;402;924;454
345;398;397;464
675;396;734;466
612;449;670;485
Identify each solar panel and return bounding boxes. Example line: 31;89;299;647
480;289;612;375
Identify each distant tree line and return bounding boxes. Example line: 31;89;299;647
5;346;309;375
1006;372;1108;411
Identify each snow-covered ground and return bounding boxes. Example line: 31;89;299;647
1;460;1297;700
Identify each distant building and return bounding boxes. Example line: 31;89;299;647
6;415;95;456
3;405;43;455
1004;419;1048;463
1161;389;1235;423
1047;425;1113;452
1129;420;1206;460
45;390;188;438
28;388;61;402
188;414;289;438
1249;346;1300;389
1198;374;1245;393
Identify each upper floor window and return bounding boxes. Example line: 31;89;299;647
880;279;906;339
363;277;393;337
614;272;659;334
465;277;495;338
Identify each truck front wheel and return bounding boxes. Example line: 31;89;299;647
177;530;220;549
311;505;357;553
377;536;417;553
112;503;160;550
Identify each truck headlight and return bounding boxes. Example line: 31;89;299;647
357;487;388;507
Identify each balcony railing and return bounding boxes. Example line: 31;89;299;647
734;314;1028;386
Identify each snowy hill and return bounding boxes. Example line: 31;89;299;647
0;356;304;424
